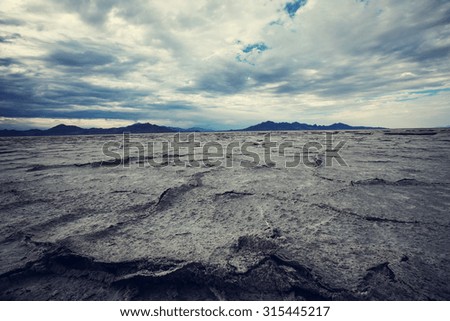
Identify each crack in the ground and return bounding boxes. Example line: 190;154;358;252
313;203;440;226
154;171;207;210
214;191;254;200
58;171;213;241
0;240;357;300
350;178;450;187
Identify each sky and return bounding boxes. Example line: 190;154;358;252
1;0;449;130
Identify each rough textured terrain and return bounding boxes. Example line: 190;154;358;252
0;129;449;300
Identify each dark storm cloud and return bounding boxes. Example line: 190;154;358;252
52;0;186;59
355;1;450;59
0;71;147;119
0;58;18;66
416;45;450;62
48;49;116;67
51;0;118;26
42;39;157;78
251;66;293;85
187;64;252;95
151;104;196;111
45;40;117;67
0;64;198;121
0;73;35;108
0;33;21;43
0;17;24;26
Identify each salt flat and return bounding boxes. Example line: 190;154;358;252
0;129;449;300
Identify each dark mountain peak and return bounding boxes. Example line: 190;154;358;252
123;122;174;133
125;122;151;129
50;124;75;128
327;122;353;129
48;124;82;130
46;124;84;135
242;121;308;131
331;122;349;126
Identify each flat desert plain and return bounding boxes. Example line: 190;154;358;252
0;129;449;300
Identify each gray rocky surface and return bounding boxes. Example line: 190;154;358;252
0;129;449;300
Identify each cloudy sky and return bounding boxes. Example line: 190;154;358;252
1;0;449;130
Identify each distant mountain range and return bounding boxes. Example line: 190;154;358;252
0;123;175;137
0;121;383;137
240;121;382;131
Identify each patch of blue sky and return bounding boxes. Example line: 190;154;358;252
396;97;419;102
236;42;270;65
242;42;269;53
410;87;450;97
284;0;307;18
235;55;254;65
396;87;450;102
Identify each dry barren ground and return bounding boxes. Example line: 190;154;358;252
0;129;449;300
